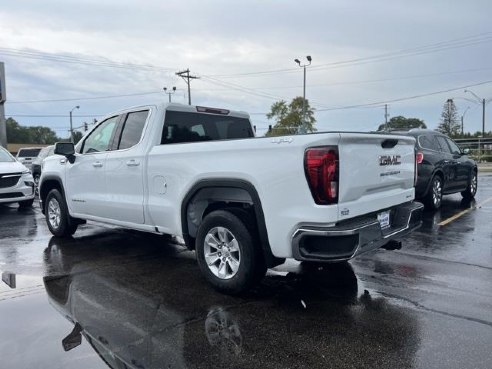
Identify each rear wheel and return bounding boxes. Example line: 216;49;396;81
45;189;78;237
424;175;443;210
461;171;477;199
196;210;266;294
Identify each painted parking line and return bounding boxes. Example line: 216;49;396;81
438;196;492;227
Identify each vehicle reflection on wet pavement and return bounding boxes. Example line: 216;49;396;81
1;175;491;369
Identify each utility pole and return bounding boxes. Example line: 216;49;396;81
176;69;199;105
461;106;470;135
0;62;7;148
384;104;389;130
465;89;490;138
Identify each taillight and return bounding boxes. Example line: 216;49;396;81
414;151;423;186
304;146;338;205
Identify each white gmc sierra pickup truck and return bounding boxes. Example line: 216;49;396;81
40;102;423;293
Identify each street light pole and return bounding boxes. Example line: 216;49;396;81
163;86;177;103
69;105;79;143
294;55;312;134
461;106;470;135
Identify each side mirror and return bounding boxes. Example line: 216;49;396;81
462;148;470;155
54;142;75;156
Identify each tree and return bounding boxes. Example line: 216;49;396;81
377;116;426;131
6;117;60;144
437;100;460;136
266;97;316;136
73;131;83;144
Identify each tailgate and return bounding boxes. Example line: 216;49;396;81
337;133;416;220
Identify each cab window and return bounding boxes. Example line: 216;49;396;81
117;110;149;150
435;136;452;154
82;116;119;154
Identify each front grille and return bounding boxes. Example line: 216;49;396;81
0;173;22;189
0;192;24;199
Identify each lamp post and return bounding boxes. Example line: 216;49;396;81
464;89;492;138
69;105;80;143
294;55;312;134
163;86;177;103
461;106;470;135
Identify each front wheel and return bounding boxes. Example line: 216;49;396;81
461;171;477;199
45;189;78;237
195;210;266;294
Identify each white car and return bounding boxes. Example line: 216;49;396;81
40;103;423;293
0;146;35;208
16;147;42;171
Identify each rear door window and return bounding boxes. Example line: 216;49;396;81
418;135;440;151
117;110;149;150
161;111;254;144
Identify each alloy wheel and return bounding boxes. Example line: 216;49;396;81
48;198;61;229
204;226;241;280
432;177;442;207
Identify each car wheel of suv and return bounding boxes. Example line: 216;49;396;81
196;209;266;294
461;171;477;199
425;175;443;210
45;189;78;237
18;199;34;208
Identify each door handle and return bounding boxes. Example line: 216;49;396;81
126;159;140;167
92;161;103;168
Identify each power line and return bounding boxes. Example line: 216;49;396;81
8;91;165;104
205;32;492;78
0;47;175;72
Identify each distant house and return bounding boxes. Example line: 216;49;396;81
7;143;48;156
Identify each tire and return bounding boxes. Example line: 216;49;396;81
424;175;443;210
33;174;40;196
461;170;477;200
45;189;78;237
195;209;266;294
18;199;34;208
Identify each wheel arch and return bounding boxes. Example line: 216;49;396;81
424;169;444;196
181;179;284;268
39;176;66;215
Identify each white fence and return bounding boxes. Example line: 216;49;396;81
455;138;492;162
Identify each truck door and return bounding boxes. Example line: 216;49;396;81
103;110;149;224
66;116;120;216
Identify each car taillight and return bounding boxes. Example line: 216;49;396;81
414;151;423;186
304;146;338;205
416;151;424;164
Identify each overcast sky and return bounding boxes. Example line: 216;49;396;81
1;0;492;137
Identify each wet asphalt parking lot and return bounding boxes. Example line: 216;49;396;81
1;175;491;369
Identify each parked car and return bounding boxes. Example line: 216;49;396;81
393;129;477;209
32;145;55;193
40;103;423;293
16;147;42;171
0;146;35;208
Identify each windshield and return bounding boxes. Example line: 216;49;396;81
0;147;15;162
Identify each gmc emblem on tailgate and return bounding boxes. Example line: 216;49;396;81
379;155;401;166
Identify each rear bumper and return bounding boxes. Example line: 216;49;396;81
292;201;423;262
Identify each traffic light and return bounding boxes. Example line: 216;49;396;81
84;122;88;131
